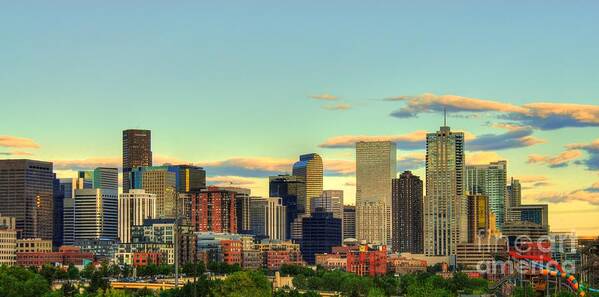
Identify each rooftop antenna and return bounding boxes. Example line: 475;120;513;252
443;107;447;126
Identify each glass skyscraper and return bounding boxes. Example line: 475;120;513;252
122;129;152;192
355;141;396;246
465;161;507;230
292;153;323;216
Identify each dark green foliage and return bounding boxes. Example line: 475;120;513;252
0;265;51;297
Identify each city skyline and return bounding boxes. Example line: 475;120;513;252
2;2;599;236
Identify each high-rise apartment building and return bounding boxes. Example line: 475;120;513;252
356;141;396;245
0;159;54;240
506;178;522;222
250;197;286;241
343;205;356;240
53;175;64;248
269;175;305;240
74;188;118;241
60;177;91;245
219;187;252;234
391;171;423;253
466;194;490;243
191;187;237;233
424;124;466;256
123;129;152;192
118;189;156;243
466;161;507;230
292;153;323;216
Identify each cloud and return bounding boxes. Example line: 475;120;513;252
0;150;33;156
310;93;338;101
321;103;352;111
319;131;428;149
468;127;546;151
466;151;504;165
207;176;259;187
387;93;599;130
324;159;355;176
201;156;353;177
515;176;548;184
52;157;121;171
527;150;583;168
0;135;40;149
397;152;425;171
566;139;599;170
344;181;356;187
531;188;599;206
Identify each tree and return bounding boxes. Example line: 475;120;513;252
211;270;271;297
67;265;80;280
0;265;51;297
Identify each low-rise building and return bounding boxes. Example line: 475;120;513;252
315;253;346;270
346;244;387;276
16;246;93;267
0;214;17;266
387;254;427;275
256;240;303;270
16;238;52;253
456;238;508;272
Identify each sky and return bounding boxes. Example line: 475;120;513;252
1;1;599;235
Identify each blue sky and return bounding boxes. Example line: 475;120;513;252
2;1;599;235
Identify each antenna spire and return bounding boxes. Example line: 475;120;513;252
443;107;447;126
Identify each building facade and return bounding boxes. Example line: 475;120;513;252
391;171;423;253
343;205;356;240
300;211;342;264
269;175;305;240
292;153;323;216
191;187;237;233
122;129;152;192
355;141;396;245
250;197;286;241
466;194;490;243
0;159;54;240
465;161;507;230
312;190;344;220
118;189;157;243
424;125;466;256
0;214;16;266
74;188;118;241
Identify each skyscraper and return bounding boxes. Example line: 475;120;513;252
0;159;54;240
292;153;323;216
139;170;177;218
191;187;237;233
53;175;64;248
74;188;118;241
424;124;466;256
118;189;156;243
300;211;342;264
343;205;356;240
466;194;490;243
465;161;507;230
269;175;305;240
249;197;286;241
506;178;522;222
219;187;252;234
355;141;396;245
312;190;344;220
122;129;152;192
391;171;423;253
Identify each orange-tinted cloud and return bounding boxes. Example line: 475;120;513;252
319;130;428;149
52;157;121;170
310;93;338;100
527;150;583;168
321;103;352;111
0;135;40;149
207;176;258;186
466;151;504;165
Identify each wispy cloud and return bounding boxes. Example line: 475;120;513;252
0;135;40;149
310;93;338;101
531;186;599;205
319;131;429;149
52;157;121;170
397;152;425;171
527;150;583;168
387;93;599;130
0;150;33;156
466;151;504;165
321;103;352;111
468;127;546;151
566;139;599;170
207;176;259;187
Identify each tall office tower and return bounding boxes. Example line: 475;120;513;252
118;189;156;243
269;175;305;240
60;177;92;245
300;211;342;264
466;194;490;243
128;165;206;217
74;188;118;241
424;123;466;256
191;187;237;233
0;159;54;240
343;205;356;240
355;141;396;245
122;129;152;192
391;171;423;253
506;178;522;222
52;175;64;248
465;161;507;230
0;214;17;266
312;190;344;220
249;197;286;241
292;153;323;216
219;187;252;234
140;170;177;218
80;167;119;191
